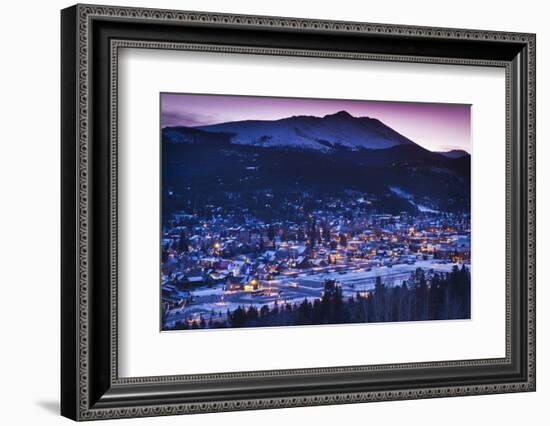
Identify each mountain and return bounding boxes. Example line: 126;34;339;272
436;149;469;159
162;111;471;214
164;110;416;152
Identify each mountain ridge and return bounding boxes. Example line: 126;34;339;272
164;110;420;152
435;149;470;159
162;111;471;213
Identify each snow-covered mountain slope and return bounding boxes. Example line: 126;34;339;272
180;110;417;152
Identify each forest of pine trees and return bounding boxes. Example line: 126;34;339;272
169;265;471;330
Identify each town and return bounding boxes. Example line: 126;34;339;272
161;189;470;330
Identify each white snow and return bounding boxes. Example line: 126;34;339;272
196;113;413;152
390;186;439;213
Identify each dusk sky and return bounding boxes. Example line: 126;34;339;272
161;93;471;153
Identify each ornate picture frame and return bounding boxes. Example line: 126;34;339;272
61;4;535;421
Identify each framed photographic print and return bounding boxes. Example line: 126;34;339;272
61;4;536;421
159;93;473;331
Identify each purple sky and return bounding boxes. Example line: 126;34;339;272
161;93;471;153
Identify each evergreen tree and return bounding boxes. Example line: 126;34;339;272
311;299;322;324
178;231;189;253
247;306;259;323
231;306;247;327
296;298;313;325
322;223;331;242
399;282;411;321
373;276;387;322
428;274;444;319
268;224;275;242
339;233;347;247
260;304;270;319
309;221;317;247
161;247;169;263
460;264;471;318
390;285;403;322
414;270;429;321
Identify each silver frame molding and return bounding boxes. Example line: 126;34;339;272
61;3;536;421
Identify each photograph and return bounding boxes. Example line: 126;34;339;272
160;93;472;331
